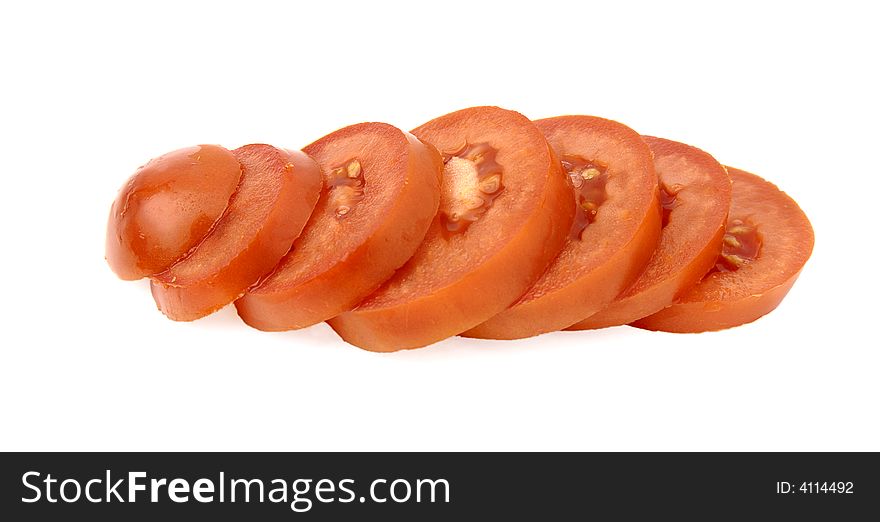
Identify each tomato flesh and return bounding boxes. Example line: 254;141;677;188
151;145;322;321
632;166;814;332
105;145;242;280
235;123;442;331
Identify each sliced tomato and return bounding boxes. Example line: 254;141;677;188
150;145;322;321
632;166;814;332
105;144;242;280
569;137;731;329
235;123;442;330
328;106;575;351
464;116;660;339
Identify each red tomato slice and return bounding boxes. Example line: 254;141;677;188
235;123;442;330
464;116;660;339
632;166;814;332
105;145;242;280
328;107;575;351
569;136;731;329
150;145;322;321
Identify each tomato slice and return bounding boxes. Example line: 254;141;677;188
569;136;731;329
328;106;575;351
632;166;814;332
235;123;442;330
105;145;242;280
464;116;660;339
150;145;322;321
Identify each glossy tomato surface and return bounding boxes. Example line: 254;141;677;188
464;116;660;339
632;166;814;332
105;145;242;280
236;123;442;330
329;107;575;351
570;136;731;329
151;145;322;321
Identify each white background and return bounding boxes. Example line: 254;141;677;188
1;1;877;451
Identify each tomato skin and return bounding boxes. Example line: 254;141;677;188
235;125;442;331
150;145;322;321
464;116;661;340
105;144;242;280
328;107;575;351
632;167;814;333
569;137;731;330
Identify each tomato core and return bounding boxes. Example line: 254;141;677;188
560;155;608;240
438;142;504;235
